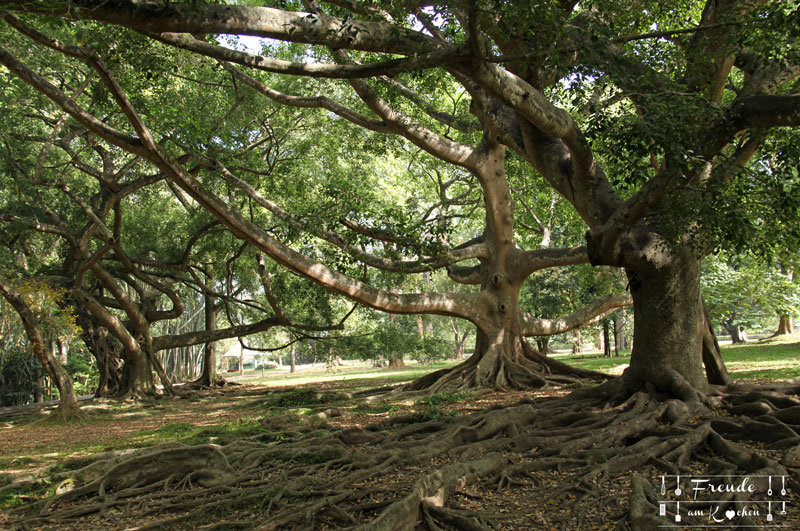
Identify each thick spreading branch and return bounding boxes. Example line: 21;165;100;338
522;293;633;336
152;32;468;79
214;160;488;273
0;0;448;55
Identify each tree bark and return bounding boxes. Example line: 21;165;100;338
74;290;157;398
777;313;795;335
290;345;296;373
723;319;747;343
387;357;406;369
408;141;604;391
194;292;225;386
700;297;733;385
603;320;611;358
623;248;709;399
613;315;625;354
452;322;468;360
535;337;551;355
572;329;582;354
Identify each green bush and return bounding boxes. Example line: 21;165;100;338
0;347;45;406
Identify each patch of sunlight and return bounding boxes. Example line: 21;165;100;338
725;359;800;372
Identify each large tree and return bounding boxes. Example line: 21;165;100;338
3;2;800;529
0;1;648;393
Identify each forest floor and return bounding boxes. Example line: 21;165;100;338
2;339;800;529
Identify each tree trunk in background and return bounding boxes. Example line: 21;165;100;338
723;320;746;343
613;315;626;353
776;269;795;335
415;315;425;339
572;329;582;354
195;293;224;386
535;337;551;355
603;320;611;358
77;312;124;397
452;323;468;360
290;345;296;373
388;357;406;369
57;339;68;364
34;380;43;403
777;314;795;335
700;298;733;385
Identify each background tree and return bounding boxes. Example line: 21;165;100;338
703;252;800;341
0;2;643;394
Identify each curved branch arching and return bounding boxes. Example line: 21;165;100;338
522;293;633;337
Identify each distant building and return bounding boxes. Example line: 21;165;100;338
221;341;266;371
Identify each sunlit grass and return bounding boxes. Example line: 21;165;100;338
563;337;800;381
245;360;459;387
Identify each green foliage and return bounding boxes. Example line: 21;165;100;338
702;253;799;330
0;347;44;407
0;281;95;405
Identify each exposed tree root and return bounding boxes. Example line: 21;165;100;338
405;340;607;394
10;380;800;530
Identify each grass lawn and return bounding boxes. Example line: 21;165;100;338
562;334;800;381
241;360;460;389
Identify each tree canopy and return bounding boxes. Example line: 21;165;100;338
3;2;800;530
0;0;798;400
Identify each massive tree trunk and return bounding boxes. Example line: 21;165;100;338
587;223;733;399
74;289;159;398
622;247;709;399
387;357;406;369
409;141;606;392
